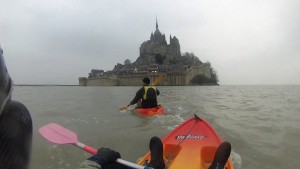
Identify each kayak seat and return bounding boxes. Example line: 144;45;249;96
200;146;218;169
163;144;182;162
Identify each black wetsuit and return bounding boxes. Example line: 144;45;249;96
130;85;160;108
0;100;32;169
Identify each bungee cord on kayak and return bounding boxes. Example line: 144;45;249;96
165;114;200;168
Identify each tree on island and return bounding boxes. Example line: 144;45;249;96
168;52;203;66
124;59;131;65
190;67;219;85
210;67;219;84
181;52;202;65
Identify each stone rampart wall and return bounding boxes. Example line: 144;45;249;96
185;63;211;84
79;77;87;86
79;64;211;86
86;77;119;86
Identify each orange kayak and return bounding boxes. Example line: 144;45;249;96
137;115;234;169
135;105;166;116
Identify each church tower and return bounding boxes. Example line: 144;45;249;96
136;18;181;65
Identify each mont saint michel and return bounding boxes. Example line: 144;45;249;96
79;20;218;86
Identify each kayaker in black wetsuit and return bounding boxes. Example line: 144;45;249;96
127;77;160;108
0;46;33;169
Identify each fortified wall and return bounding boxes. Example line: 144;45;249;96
79;63;211;86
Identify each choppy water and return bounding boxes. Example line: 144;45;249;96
12;85;300;169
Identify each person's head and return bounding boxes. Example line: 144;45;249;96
143;77;150;85
0;46;13;116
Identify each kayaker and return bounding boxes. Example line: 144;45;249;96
127;77;160;108
0;46;33;169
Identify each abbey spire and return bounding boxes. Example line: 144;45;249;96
154;17;162;36
156;17;159;30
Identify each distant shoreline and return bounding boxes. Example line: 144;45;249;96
14;84;78;86
14;84;300;86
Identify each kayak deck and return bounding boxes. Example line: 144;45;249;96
137;115;234;169
135;105;165;116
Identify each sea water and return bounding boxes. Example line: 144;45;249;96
12;85;300;169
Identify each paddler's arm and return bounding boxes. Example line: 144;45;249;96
77;147;120;169
156;88;160;96
129;87;144;105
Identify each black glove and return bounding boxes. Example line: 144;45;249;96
88;147;121;166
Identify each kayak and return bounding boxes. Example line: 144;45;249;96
135;105;165;116
137;114;234;169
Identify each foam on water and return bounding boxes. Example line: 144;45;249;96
152;114;185;130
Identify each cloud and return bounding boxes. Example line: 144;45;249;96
0;0;299;85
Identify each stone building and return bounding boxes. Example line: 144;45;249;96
88;69;104;78
135;18;181;65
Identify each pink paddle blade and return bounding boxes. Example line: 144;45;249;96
39;123;78;144
39;123;147;169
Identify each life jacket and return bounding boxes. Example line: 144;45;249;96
143;86;157;100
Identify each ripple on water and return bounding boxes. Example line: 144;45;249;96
152;114;185;130
18;85;300;169
231;151;242;169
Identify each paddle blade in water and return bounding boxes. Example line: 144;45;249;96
119;106;128;110
39;123;78;144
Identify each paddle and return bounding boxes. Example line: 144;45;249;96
39;123;146;169
151;74;164;86
119;75;164;110
120;105;131;110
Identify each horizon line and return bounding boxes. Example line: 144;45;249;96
14;84;300;86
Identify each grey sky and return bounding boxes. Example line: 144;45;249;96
0;0;299;85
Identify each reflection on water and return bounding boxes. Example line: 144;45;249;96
12;85;300;169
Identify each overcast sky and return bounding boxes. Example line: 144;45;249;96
0;0;299;85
